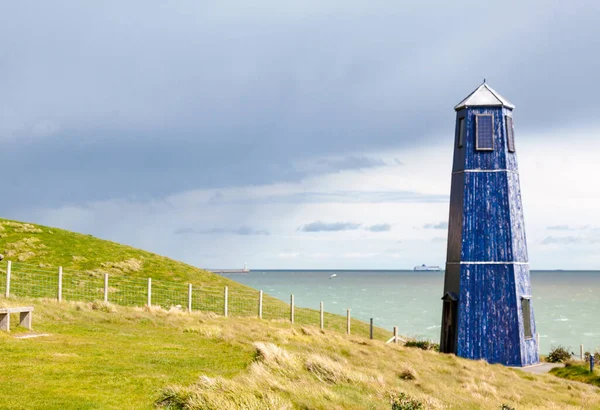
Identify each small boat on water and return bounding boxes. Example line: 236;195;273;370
329;273;338;279
413;264;442;272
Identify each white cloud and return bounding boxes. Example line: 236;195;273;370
14;125;600;270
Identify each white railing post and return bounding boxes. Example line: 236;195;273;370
581;344;585;361
147;278;152;306
393;326;399;344
346;309;351;335
5;261;11;298
320;301;324;330
103;274;109;302
57;266;63;302
188;284;192;312
290;294;295;324
258;290;263;319
224;286;228;317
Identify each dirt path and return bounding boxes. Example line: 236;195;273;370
515;363;564;374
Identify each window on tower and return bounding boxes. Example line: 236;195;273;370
506;116;516;152
457;117;465;148
522;296;533;339
476;114;494;151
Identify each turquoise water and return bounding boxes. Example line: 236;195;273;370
232;270;600;355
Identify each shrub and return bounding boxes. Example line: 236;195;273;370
547;345;571;363
500;404;516;410
391;392;423;410
405;340;440;352
583;350;600;363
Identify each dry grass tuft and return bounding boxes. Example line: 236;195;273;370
300;326;319;336
90;301;116;313
255;342;298;369
398;365;417;381
142;305;167;314
158;376;293;410
1;221;43;233
305;353;365;385
4;238;45;260
183;326;222;338
167;305;184;313
101;258;143;273
72;301;116;313
17;251;36;261
85;259;144;277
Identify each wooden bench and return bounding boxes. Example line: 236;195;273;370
0;307;34;332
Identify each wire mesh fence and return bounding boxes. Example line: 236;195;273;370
0;260;392;340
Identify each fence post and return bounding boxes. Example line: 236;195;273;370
346;309;351;335
290;294;294;324
147;278;152;306
393;326;399;344
591;355;595;373
320;301;324;330
57;266;63;302
5;261;11;298
581;344;585;361
224;286;228;317
370;318;374;340
188;284;192;312
103;274;109;303
258;290;263;319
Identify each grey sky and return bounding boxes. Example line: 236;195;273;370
3;1;600;206
2;1;600;268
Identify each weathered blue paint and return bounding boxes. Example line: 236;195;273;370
440;84;539;367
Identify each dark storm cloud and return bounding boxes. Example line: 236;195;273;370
2;1;600;211
365;224;391;232
174;226;270;236
423;222;448;229
298;221;361;232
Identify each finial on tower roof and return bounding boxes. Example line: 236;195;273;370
454;82;514;111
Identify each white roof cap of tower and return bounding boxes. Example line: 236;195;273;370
455;82;515;111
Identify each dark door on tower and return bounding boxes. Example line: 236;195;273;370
441;293;458;353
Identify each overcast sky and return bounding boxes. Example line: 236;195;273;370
2;1;599;269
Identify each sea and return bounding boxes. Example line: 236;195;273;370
232;270;600;355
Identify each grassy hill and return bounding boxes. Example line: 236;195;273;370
1;218;598;409
0;217;238;288
0;217;389;338
1;298;598;409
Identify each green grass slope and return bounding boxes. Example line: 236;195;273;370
0;217;237;288
550;362;600;388
0;218;390;339
1;298;598;410
1;218;598;409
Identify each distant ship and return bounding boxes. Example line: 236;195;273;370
413;264;442;271
211;263;251;274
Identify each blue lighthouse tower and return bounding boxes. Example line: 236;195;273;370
440;82;539;367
